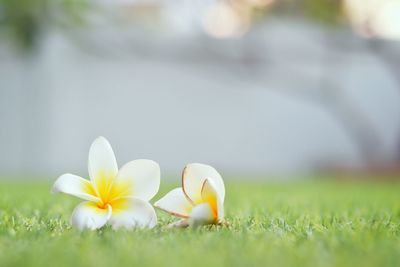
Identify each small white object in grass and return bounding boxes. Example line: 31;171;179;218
52;136;160;231
155;163;226;227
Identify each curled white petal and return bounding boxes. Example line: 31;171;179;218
71;201;112;231
201;179;224;221
189;203;215;226
108;197;157;230
154;188;193;218
182;163;225;204
52;173;99;202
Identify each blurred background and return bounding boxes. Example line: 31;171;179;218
0;0;399;179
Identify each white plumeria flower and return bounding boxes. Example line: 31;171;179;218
52;136;160;231
155;163;225;226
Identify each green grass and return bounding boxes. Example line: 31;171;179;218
0;180;400;267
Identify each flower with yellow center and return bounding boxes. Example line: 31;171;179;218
155;163;225;226
52;137;160;230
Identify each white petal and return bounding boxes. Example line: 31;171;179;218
111;159;160;201
52;173;99;202
201;179;224;221
108;197;157;229
182;163;225;204
189;203;215;226
88;136;118;198
154;188;193;218
71;201;112;231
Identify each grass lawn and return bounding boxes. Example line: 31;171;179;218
0;179;400;267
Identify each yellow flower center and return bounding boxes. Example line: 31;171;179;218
83;171;133;211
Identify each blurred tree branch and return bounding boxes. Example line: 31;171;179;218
0;0;90;52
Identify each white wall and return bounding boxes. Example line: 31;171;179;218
1;19;399;176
